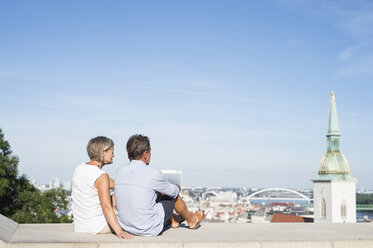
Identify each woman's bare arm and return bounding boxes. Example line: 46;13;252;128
95;174;133;239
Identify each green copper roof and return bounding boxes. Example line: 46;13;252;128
313;174;355;181
313;91;356;182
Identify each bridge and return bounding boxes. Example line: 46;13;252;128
356;204;373;211
245;187;312;205
244;188;373;210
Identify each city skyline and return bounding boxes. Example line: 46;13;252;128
1;1;373;188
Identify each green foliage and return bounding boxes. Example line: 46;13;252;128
356;193;373;204
11;188;71;223
0;128;72;223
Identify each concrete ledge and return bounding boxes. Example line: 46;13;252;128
2;240;373;248
1;218;373;248
0;215;18;243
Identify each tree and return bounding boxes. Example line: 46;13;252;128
356;193;373;205
0;128;72;223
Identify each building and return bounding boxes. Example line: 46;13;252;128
271;213;313;223
30;179;37;187
49;178;61;189
63;181;72;191
161;170;182;185
312;91;357;223
30;179;47;192
251;206;269;223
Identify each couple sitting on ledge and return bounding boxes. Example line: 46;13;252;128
72;134;205;239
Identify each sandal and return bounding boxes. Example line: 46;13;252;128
190;210;206;229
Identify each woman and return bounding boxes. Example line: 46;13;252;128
72;136;133;239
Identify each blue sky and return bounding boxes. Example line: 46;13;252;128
1;0;372;188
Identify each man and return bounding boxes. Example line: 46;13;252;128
114;134;204;236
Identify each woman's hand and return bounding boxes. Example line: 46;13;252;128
116;230;134;239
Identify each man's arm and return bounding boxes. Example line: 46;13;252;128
109;178;114;190
152;171;180;199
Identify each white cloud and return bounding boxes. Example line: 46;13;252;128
191;80;221;89
276;0;373;77
337;8;373;40
337;58;373;77
0;70;73;82
338;46;357;61
278;0;373;40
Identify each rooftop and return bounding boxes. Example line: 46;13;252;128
1;214;373;248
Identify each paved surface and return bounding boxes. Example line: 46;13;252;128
1;222;373;248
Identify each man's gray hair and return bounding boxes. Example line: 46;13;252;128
87;136;114;162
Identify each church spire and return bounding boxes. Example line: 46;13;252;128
313;91;354;179
312;91;357;224
327;91;340;137
326;91;340;153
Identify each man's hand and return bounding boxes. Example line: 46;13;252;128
156;192;163;202
116;230;134;239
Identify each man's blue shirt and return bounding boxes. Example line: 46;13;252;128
114;160;180;236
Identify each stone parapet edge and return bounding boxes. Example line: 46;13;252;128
0;215;18;243
1;240;373;248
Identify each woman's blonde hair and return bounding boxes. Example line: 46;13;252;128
87;136;114;162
